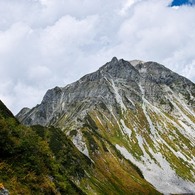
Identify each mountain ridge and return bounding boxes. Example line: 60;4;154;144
17;57;195;194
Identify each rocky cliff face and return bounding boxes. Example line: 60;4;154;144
17;57;195;194
17;57;142;126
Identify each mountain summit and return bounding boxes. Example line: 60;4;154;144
17;57;195;194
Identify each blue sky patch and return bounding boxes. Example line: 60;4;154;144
171;0;194;6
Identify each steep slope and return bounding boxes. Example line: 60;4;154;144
0;100;159;194
17;57;195;194
0;100;88;194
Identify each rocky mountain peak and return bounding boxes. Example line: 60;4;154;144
78;57;139;84
99;57;139;81
16;57;195;127
16;57;195;194
42;86;63;104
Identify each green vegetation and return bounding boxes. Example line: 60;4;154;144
0;100;161;194
0;101;86;194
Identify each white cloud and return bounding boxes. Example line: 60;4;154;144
0;0;195;114
40;15;98;56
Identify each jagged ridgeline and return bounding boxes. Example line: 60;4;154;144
15;57;195;194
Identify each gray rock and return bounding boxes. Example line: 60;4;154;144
0;188;9;195
16;57;195;126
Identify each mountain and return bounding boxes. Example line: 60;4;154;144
0;101;159;194
17;57;195;194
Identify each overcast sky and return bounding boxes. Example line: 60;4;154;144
0;0;195;114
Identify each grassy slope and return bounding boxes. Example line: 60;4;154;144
63;112;161;194
0;100;161;194
86;101;195;184
0;100;87;194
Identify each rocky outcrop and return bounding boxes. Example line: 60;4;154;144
17;57;195;127
0;184;9;195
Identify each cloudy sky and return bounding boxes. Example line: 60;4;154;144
0;0;195;114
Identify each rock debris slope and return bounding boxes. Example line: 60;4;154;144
17;57;195;194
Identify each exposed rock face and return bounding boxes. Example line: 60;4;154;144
17;57;143;126
0;189;9;195
17;57;195;194
0;184;9;195
15;107;30;122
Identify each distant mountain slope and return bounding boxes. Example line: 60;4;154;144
17;57;195;194
0;99;159;194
